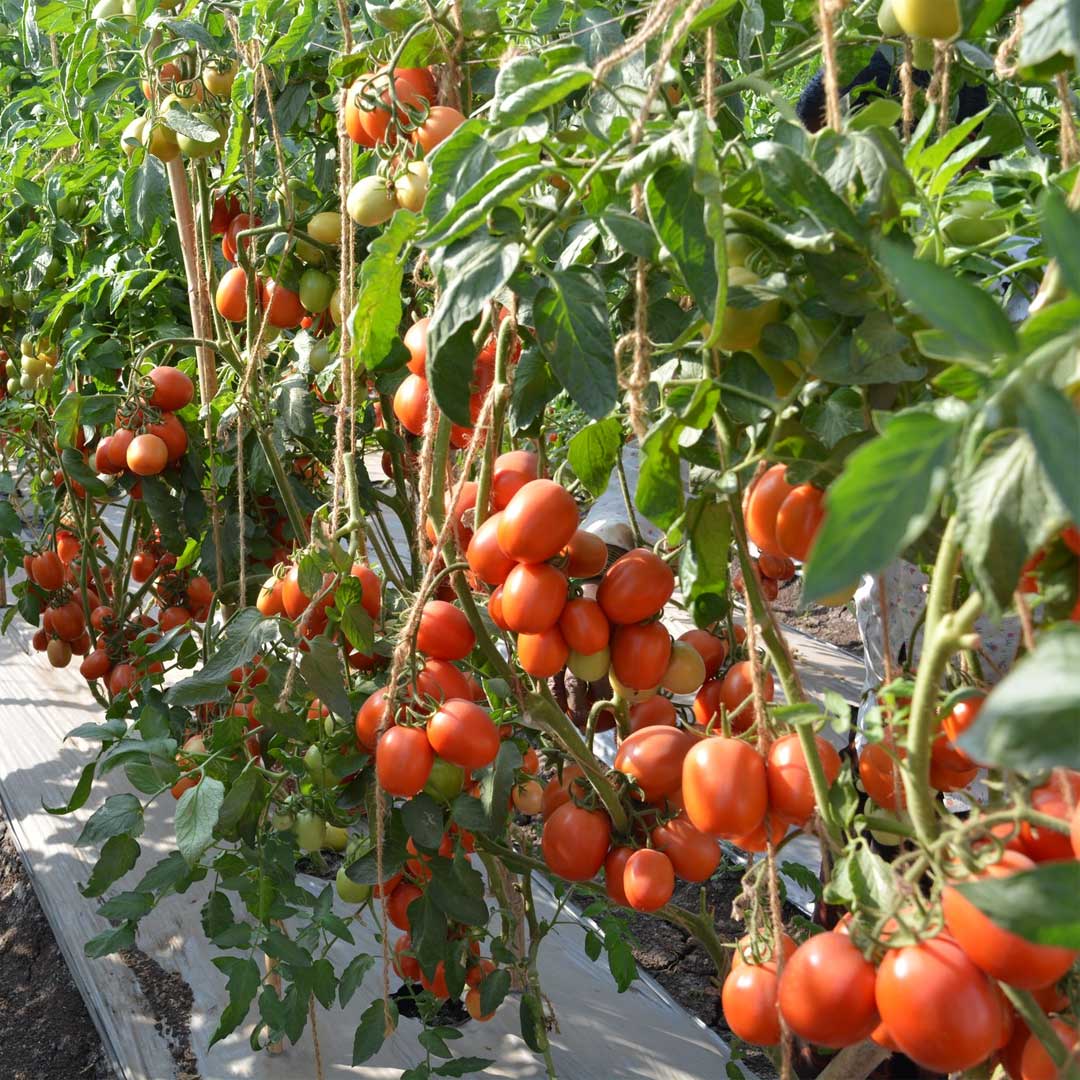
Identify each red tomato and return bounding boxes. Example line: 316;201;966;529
126;433;169;476
260;279;305;329
147;366;194;411
415;658;472;705
376;726;433;796
496;479;579;564
387;882;422;931
604;846;633;906
942;850;1078;989
416;600;475;661
677;629;727;678
597;548;675;624
650;814;720;882
348;563;381;619
159;605;192;632
31;551;65;591
210;193;241;235
1020;1019;1079;1080
558;597;610;655
941;693;984;762
403;317;428;376
49;599;85;641
489;450;538;510
426;698;499;770
776;484;826;563
1072;804;1080;859
629;695;677;732
146;412;187;462
730;812;789;853
343;79;377;146
610;622;671;691
393;934;421;981
500;562;567;633
465;513;515;586
393;373;429;436
107;427;135;470
541;764;587;821
563;528;609;578
858;737;906;812
876;936;1004;1073
80;649;112;681
745;465;793;557
682;737;767;838
766;732;842;826
1021;771;1080;862
215;266;250;322
412;105;465;152
394;66;437;102
516;626;569;678
131;550;157;583
622;848;675;912
541;802;611;881
723;962;781;1046
758;553;796;581
1063;525;1080;556
107;663;139;698
488;585;508;630
222;213;258;264
614;726;696;803
778;932;878;1048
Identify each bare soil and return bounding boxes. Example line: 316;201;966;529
772;577;862;655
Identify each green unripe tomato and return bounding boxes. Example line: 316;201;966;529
718;267;783;353
324;824;348;851
892;0;960;41
295;810;326;852
20;335;35;358
271;809;295;831
336;865;372;904
6;378;18;395
12;291;31;312
877;0;902;36
20;373;35;391
306;212;342;246
176;112;227;158
424;757;465;802
567;646;611;683
298;267;335;314
942;199;1008;247
911;37;936;70
22;355;46;379
303;745;335;788
308;340;331;374
39;468;52;483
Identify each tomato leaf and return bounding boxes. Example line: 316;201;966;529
635;413;684;530
479;740;521;834
802;410;960;604
81;834;141;899
822;838;898;919
567;417;623;497
681;495;731;627
1016;381;1080;527
84;922;136;959
175;776;225;864
299;635;352;722
509;347;560;434
1042;186;1080;296
401;793;446;851
958;624;1080;771
77;793;145;847
210;957;261;1048
956;862;1080;948
534;267;617;420
479;967;511;1017
427;855;488;927
433;1059;497;1078
338;954;375;1008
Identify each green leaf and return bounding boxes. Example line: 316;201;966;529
124;156;170;241
509;347;560;434
351;210;419;371
606;935;637;992
479;967;511;1017
635;414;684;530
1017;0;1077;80
496;65;592;122
1043;187;1080;298
434;1059;497;1077
264;927;311;968
401;793;446;851
877;240;1017;362
958;624;1080;771
44;760;97;815
680;496;731;625
813;311;925;385
479;740;521;834
216;766;265;839
339;954;375;1007
411;892;449;980
822;838;898;918
96;890;153;921
533;268;617;420
427;856;488;927
82;835;141;898
299;635;352;722
210;957;261;1047
957;862;1080;949
1017;382;1080;527
803;411;960;604
84;922;136;959
78;793;144;847
567;417;623;497
645;163;719;325
175;777;225;864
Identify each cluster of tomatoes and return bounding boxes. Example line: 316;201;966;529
342;66;462;227
4;334;58;396
392;312;517;449
26;543;92;669
93;365;192;483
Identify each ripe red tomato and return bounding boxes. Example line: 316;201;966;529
541;764;587;820
47;639;73;668
516;626;569;678
942;850;1078;989
1020;771;1080;862
1020;1019;1079;1080
210;192;241;235
677;629;727;678
107;663;139;698
126;433;169;476
260;279;305;329
563;528;609;579
387;881;422;931
349;563;381;619
412;105;465;152
876;936;1004;1073
222;212;258;263
147;366;194;411
775;484;826;563
31;550;65;591
942;693;984;757
597;548;675;624
500;562;567;633
730;812;788;853
376;726;433;796
604;846;632;906
610;622;671;691
416;600;475;661
394;66;437;103
745;465;793;557
650;813;720;882
858;737;906;812
146;412;187;462
107;427;134;470
766;732;842;825
131;550;157;583
355;687;395;750
541;802;610;881
778;932;878;1048
488;586;508;630
491;450;538;510
622;849;675;912
629;695;677;732
216;266;250;322
557;598;610;655
393;372;429;436
415;658;472;704
402;317;428;377
426;698;499;770
465;513;516;586
723;962;781;1046
682;737;767;838
80;649;112;681
49;600;85;642
758;553;795;581
614;725;696;803
1063;525;1080;556
496;479;579;564
343;79;377;146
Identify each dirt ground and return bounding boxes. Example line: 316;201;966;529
771;577;863;655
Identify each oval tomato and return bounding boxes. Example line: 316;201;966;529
629;695;677;732
1020;771;1080;862
500;562;567;633
376;726;433;796
597;548;675;625
146;412;187;462
650;814;720;882
465;512;515;586
541;764;587;820
859;737;906;812
32;550;65;591
541;802;610;881
604;846;633;906
415;658;472;705
126;433;169;476
660;639;706;695
387;881;422;931
766;732;842;826
613;725;696;803
215;266;250;322
148;366;194;411
488;585;508;631
426;698;499;770
1020;1019;1079;1080
776;484;826;563
416;600;475;661
393;372;429;436
677;629;727;679
610;622;671;692
622;848;675;912
557;597;610;655
745;465;792;557
730;813;788;853
412;105;465;152
778;932;878;1048
496;479;578;564
491;450;539;510
563;528;609;579
403;317;428;376
516;626;569;678
876;936;1002;1073
722;962;781;1047
260;279;305;329
682;737;767;838
355;688;395;750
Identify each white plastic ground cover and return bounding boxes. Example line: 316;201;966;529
0;617;747;1080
